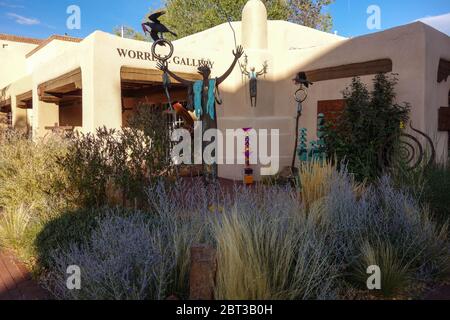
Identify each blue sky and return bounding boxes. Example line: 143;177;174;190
0;0;449;39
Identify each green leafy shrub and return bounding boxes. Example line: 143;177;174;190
60;105;172;208
325;74;410;182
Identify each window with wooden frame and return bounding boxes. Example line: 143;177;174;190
317;99;346;125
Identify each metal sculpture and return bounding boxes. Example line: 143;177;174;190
292;72;313;169
240;55;268;107
147;19;176;110
378;122;436;171
157;46;245;183
143;11;176;66
142;11;177;45
243;128;254;185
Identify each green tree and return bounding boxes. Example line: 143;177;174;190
324;74;410;182
161;0;334;39
288;0;334;32
113;25;148;41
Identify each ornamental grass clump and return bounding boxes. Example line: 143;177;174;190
299;160;334;210
213;208;339;300
353;240;412;297
0;131;70;219
212;184;339;300
0;131;72;264
0;205;32;248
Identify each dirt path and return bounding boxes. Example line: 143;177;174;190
0;250;49;300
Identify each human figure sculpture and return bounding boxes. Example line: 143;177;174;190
242;63;268;107
157;45;245;183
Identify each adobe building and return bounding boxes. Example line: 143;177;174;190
1;0;450;180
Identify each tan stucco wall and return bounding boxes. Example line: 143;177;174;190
423;24;450;161
0;40;37;89
2;75;32;131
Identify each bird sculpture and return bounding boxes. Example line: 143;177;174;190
142;11;177;45
293;72;313;88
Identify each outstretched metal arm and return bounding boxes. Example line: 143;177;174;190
217;46;244;85
256;62;268;77
156;61;194;86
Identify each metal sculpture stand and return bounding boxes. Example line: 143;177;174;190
151;38;175;108
378;122;436;171
291;87;306;171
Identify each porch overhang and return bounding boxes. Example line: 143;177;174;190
38;68;82;103
0;97;12;112
16;91;33;109
120;67;202;99
121;67;201;85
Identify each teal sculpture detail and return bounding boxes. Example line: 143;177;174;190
297;114;327;164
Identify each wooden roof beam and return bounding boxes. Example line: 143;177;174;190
121;67;201;85
305;59;393;82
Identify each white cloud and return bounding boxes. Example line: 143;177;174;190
7;12;40;25
0;2;25;8
417;12;450;36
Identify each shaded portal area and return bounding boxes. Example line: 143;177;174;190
38;68;83;132
0;97;12;129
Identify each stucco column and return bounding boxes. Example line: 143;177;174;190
242;0;268;50
82;32;122;133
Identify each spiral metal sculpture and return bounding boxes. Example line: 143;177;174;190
378;122;436;171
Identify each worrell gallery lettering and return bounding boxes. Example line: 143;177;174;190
117;48;215;69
